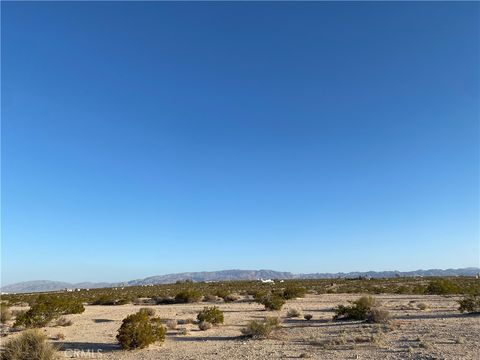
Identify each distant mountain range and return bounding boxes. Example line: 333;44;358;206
2;267;478;293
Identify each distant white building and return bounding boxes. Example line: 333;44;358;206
259;279;274;284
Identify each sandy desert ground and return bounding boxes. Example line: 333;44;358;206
3;294;479;359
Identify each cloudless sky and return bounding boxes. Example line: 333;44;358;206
2;2;479;285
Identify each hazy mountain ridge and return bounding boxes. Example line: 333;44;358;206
2;267;478;293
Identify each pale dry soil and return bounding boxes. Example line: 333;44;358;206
3;294;479;359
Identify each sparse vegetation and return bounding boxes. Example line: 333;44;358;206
14;295;84;328
116;310;165;350
426;279;460;295
196;306;224;325
2;277;478;307
0;278;477;358
241;317;281;339
92;296;129;306
2;329;58;360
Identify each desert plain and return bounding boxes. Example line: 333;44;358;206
2;293;479;360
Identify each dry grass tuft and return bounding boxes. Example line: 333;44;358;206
2;329;58;360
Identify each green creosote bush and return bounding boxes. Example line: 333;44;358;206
174;289;202;303
196;306;224;325
241;317;281;339
282;286;306;300
116;310;165;350
334;296;387;322
255;293;286;311
2;329;58;360
14;295;84;328
425;279;460;295
458;293;480;313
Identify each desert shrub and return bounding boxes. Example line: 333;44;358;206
198;321;212;331
1;303;12;323
215;289;230;299
286;308;301;318
175;289;202;303
11;309;27;318
203;294;219;302
282;286;306;300
53;332;65;340
417;303;428;311
241;317;280;339
133;298;156;306
224;293;240;302
196;306;224;325
257;294;285;311
178;327;189;335
367;308;390;323
92;296;128;306
458;293;480;313
426;279;460;295
138;308;156;317
154;297;176;305
2;329;58;360
419;339;434;350
116;311;165;350
14;296;84;328
304;314;313;321
54;317;72;327
253;291;268;303
166;319;177;330
333;296;376;321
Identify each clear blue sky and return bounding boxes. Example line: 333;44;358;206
2;2;479;285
